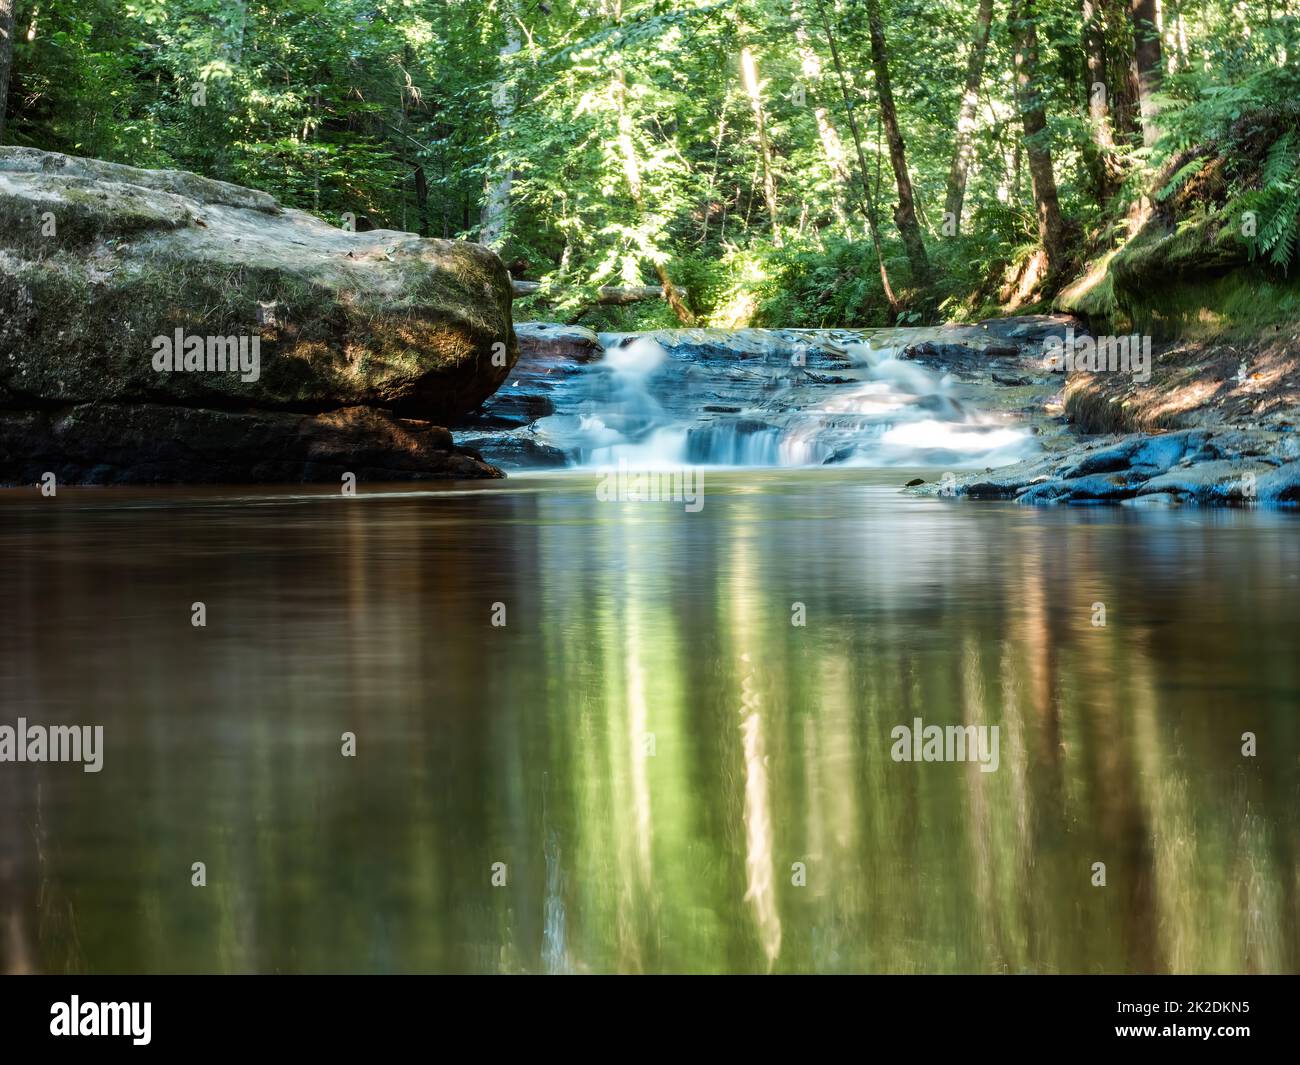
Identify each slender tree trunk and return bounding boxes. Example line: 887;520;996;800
1082;0;1121;206
814;0;899;314
606;1;693;323
1010;0;1066;276
481;2;521;249
0;0;16;142
944;0;995;236
1129;0;1163;147
1103;0;1141;143
739;45;782;246
700;99;730;243
865;0;930;286
1173;9;1189;72
792;0;851;231
227;0;247;65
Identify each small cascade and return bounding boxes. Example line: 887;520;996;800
513;327;1044;470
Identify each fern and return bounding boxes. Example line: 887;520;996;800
1237;133;1300;271
1157;157;1207;203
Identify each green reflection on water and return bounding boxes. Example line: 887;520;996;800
0;470;1296;973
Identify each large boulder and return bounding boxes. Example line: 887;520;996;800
0;148;516;483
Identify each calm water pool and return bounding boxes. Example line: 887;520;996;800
1;469;1297;973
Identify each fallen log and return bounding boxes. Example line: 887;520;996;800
511;279;687;305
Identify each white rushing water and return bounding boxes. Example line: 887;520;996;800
530;332;1038;470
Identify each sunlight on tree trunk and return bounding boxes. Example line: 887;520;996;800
482;1;521;250
740;46;782;247
815;0;899;315
1082;0;1122;207
865;0;930;287
607;3;694;324
1130;0;1163;148
944;0;995;237
0;0;15;143
792;0;851;232
1010;0;1066;279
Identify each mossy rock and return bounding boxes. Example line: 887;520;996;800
1059;164;1300;342
0;147;517;424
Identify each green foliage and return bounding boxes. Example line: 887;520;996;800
1239;131;1300;270
3;0;1294;321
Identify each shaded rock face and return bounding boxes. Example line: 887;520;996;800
912;427;1300;506
451;322;601;468
0;404;501;484
0;147;516;484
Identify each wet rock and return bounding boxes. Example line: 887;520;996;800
908;426;1300;507
455;430;568;470
977;315;1083;344
456;391;555;430
0;403;500;485
514;322;602;362
1136;459;1266;502
0;147;515;483
1257;461;1300;503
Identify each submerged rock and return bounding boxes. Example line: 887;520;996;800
0;147;516;483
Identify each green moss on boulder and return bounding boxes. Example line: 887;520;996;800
0;147;517;425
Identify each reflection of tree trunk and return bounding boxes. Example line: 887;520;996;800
865;0;930;286
481;3;521;249
1082;0;1122;206
1129;0;1163;147
0;0;16;142
1010;0;1066;278
944;0;995;236
740;45;782;247
792;0;850;231
814;0;899;316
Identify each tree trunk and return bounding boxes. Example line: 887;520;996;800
227;0;247;65
944;0;995;236
0;0;15;143
481;3;521;249
814;0;899;315
511;280;687;305
791;0;851;231
1081;0;1122;206
1129;0;1163;147
740;45;783;246
607;1;694;324
1010;0;1066;277
865;0;930;286
1102;0;1141;143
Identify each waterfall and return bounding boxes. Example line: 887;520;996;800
514;328;1040;470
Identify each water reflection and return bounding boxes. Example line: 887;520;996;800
0;472;1297;973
